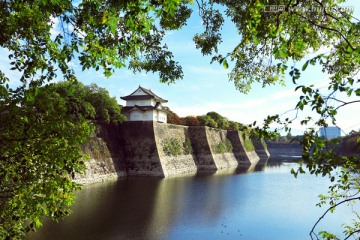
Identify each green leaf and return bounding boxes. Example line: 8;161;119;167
355;88;360;96
278;49;288;58
302;60;309;71
223;59;229;69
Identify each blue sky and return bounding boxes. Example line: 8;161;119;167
2;1;360;135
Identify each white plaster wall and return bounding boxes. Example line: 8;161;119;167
129;110;157;121
126;99;152;106
152;111;158;121
158;111;167;123
151;99;156;106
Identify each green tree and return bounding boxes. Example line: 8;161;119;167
1;1;189;237
0;86;93;239
206;111;229;129
193;1;360;237
51;82;126;124
228;121;240;131
183;116;200;126
1;0;360;238
0;80;125;239
84;83;126;124
197;115;218;128
192;1;359;238
166;107;184;125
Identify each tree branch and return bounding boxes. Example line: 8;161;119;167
293;12;355;51
312;0;340;21
310;197;360;239
344;229;360;240
334;100;360;110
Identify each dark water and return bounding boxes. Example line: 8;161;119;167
28;161;357;240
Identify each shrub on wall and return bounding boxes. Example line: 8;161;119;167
213;139;233;153
197;115;218;128
224;139;233;152
167;109;184;125
244;138;255;152
183;138;193;155
183;116;200;126
163;138;182;156
214;142;226;153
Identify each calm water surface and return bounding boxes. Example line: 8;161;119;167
28;160;356;240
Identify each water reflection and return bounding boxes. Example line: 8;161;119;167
28;160;355;240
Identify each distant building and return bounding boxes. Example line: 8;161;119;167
319;126;341;139
120;86;168;122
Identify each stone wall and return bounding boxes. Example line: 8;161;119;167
251;137;270;161
119;122;164;176
267;142;302;159
74;124;127;184
205;127;239;169
188;126;216;170
227;131;260;165
75;122;265;183
154;123;197;177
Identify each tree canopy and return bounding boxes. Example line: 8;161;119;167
1;0;360;239
49;81;126;124
0;81;125;239
0;86;93;239
166;108;245;130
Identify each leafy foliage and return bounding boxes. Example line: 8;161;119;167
168;110;247;132
50;81;126;124
194;1;360;236
213;139;233;154
1;0;360;238
1;0;189;236
162;138;183;156
197;115;218;128
0;80;125;238
183;116;200;126
0;0;192;85
228;120;241;131
163;137;193;156
243;138;255;152
183;138;193;155
166;107;185;125
200;1;360;237
0;86;93;239
206;111;229;130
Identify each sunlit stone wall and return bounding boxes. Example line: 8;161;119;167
75;122;265;183
227;131;260;165
154;123;197;177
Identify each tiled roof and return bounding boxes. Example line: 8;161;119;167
120;86;168;103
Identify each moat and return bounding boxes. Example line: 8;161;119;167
28;160;354;240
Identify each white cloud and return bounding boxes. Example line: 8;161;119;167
50;16;61;40
269;89;302;100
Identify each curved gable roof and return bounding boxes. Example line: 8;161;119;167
120;86;168;103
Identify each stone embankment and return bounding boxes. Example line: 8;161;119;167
251;137;270;161
75;122;267;183
266;142;302;159
75;124;127;184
